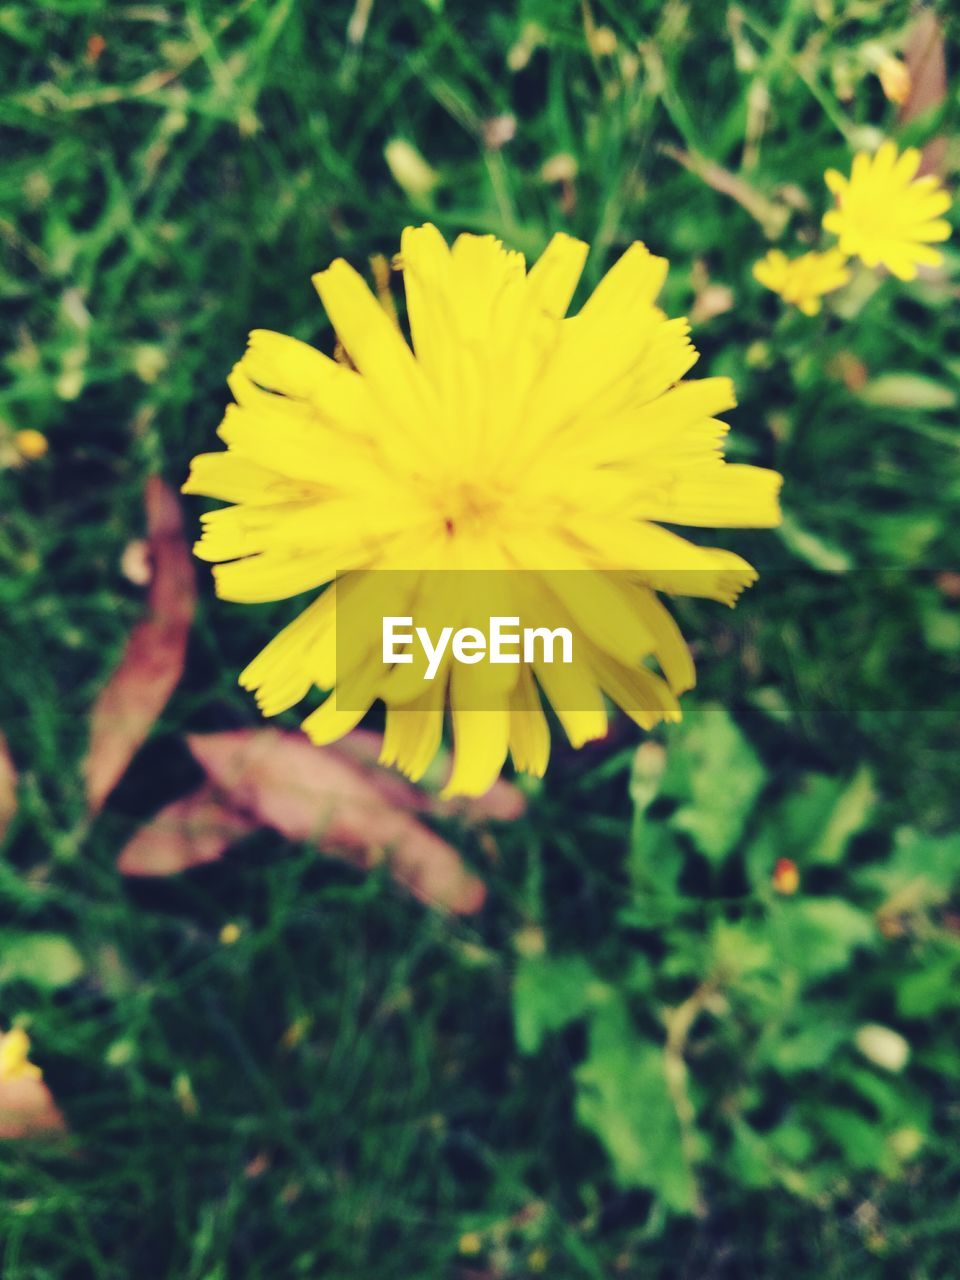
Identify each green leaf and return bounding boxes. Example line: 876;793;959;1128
808;766;877;864
575;999;698;1212
625;824;687;910
0;932;84;989
857;374;956;411
767;1018;849;1074
513;953;601;1054
710;919;775;983
777;513;853;571
665;704;766;862
922;606;960;653
770;898;875;980
897;955;960;1018
862;827;960;907
816;1106;894;1173
747;770;876;885
726;1121;777;1189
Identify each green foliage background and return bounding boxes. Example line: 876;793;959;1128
1;0;960;1275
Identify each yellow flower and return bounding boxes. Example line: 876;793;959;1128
772;856;800;895
823;141;952;280
0;1028;42;1083
183;226;782;796
876;55;910;107
752;248;851;315
14;428;49;460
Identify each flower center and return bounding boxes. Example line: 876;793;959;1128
441;480;503;536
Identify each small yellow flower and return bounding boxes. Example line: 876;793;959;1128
384;140;438;200
458;1232;483;1256
876;55;910;106
184;226;782;796
0;1028;42;1083
14;429;49;460
219;921;242;945
772;857;800;895
823;141;952;280
752;247;851;315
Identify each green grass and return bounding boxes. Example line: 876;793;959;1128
2;0;960;1275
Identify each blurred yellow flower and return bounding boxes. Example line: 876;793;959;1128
0;1028;42;1083
876;55;910;106
752;247;851;315
14;428;49;460
823;141;952;280
184;226;781;796
772;856;800;895
384;139;438;200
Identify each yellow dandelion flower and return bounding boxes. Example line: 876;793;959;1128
0;1027;43;1083
183;225;782;796
823;141;952;280
752;247;851;315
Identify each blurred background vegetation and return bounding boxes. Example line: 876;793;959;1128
2;0;960;1275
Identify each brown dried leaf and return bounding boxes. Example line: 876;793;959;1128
0;1032;66;1140
117;783;257;876
0;732;16;843
0;1076;67;1139
900;10;948;176
84;477;196;813
185;729;487;913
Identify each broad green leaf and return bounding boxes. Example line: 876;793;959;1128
788;768;875;867
746;770;876;885
575;999;698;1212
666;704;766;862
767;1119;815;1164
922;606;960;653
767;1018;849;1074
710;919;774;983
861;827;960;908
897;955;960;1018
513;954;602;1054
816;1106;893;1173
726;1121;776;1189
769;898;875;980
809;766;876;864
0;933;84;989
625;823;686;909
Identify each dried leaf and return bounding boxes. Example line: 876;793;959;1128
0;732;16;843
181;729;487;913
0;1032;66;1140
900;10;947;175
0;1076;67;1139
85;477;196;812
117;783;257;876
